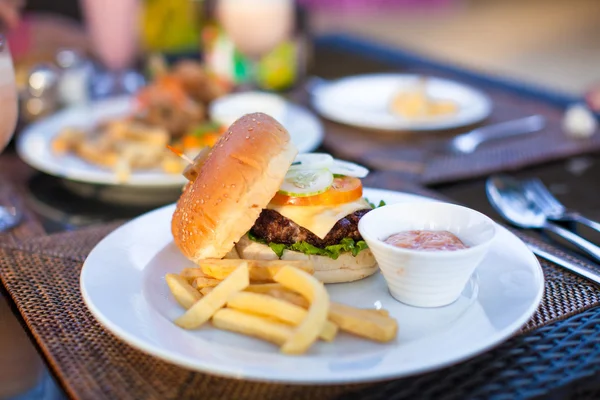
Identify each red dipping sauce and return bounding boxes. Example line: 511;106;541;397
384;230;468;251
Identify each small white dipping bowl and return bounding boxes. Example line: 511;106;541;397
358;202;496;308
209;91;287;127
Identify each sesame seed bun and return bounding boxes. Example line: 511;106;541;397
171;113;298;261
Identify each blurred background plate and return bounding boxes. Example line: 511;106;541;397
312;74;492;131
16;96;186;188
16;95;323;189
209;91;324;153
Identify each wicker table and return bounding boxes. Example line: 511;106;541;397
1;35;600;399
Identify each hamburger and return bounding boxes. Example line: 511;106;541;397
171;112;378;283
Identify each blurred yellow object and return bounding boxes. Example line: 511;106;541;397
390;77;459;119
256;41;297;91
141;0;200;52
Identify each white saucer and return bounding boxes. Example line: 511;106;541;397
312;74;492;131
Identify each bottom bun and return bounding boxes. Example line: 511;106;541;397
235;234;379;283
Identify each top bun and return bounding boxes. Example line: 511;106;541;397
171;113;298;262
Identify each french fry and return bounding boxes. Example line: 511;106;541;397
76;139;118;167
175;262;249;329
373;309;390;317
212;308;293;346
328;302;397;343
198;259;314;282
192;276;222;289
265;288;390;320
165;273;202;309
51;128;85;154
199;287;214;296
267;288;310;308
227;292;338;342
244;283;286;294
180;267;212;281
273;266;329;354
261;287;394;341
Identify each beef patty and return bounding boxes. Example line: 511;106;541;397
251;209;371;248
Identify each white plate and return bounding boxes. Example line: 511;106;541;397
312;74;492;131
17;96;323;188
81;189;543;384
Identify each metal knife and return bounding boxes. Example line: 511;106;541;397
528;242;600;285
448;115;546;154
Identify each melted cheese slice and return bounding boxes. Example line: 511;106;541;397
266;198;372;239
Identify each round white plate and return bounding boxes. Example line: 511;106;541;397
17;96;323;188
312;74;492;131
81;189;543;384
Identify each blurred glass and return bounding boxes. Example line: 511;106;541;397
0;33;43;376
0;36;17;152
204;0;306;91
82;0;139;71
216;0;294;59
81;0;145;98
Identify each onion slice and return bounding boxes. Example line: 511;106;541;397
278;169;334;197
330;159;369;178
289;153;334;171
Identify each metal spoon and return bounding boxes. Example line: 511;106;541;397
523;177;600;233
486;175;600;262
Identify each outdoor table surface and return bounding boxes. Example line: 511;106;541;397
1;36;599;399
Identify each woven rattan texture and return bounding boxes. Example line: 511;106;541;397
304;48;600;186
1;220;600;399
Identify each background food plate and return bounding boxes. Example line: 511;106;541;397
17;96;324;188
80;189;544;384
312;74;492;131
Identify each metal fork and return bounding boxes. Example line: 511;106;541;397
524;178;600;233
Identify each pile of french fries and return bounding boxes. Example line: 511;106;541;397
51;121;188;182
165;259;398;355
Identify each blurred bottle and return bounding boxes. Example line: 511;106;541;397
201;0;309;91
141;0;200;53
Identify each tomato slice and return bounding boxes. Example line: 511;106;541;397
270;176;363;206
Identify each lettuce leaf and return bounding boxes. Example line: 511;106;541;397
191;121;222;137
365;198;386;209
248;232;369;260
